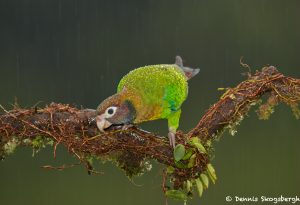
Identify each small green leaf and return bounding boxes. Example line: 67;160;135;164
165;190;187;200
182;148;194;160
187;154;196;168
174;144;186;162
175;160;187;169
207;163;217;184
194;142;207;154
200;173;209;189
195;178;203;197
189;137;200;145
186;180;192;192
207;164;216;178
166;166;175;174
207;171;216;184
188;137;207;154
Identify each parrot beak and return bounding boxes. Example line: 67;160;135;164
96;114;112;132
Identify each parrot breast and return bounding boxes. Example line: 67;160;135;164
117;64;188;123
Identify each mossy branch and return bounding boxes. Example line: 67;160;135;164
0;66;299;200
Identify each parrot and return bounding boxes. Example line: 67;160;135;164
95;56;200;148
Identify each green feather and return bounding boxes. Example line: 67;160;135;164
117;64;188;129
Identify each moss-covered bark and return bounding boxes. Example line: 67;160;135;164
0;66;299;201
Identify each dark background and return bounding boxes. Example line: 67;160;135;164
0;0;300;204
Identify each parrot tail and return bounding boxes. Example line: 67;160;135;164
175;56;200;80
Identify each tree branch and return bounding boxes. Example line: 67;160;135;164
0;66;299;200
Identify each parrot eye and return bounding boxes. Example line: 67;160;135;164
105;106;117;118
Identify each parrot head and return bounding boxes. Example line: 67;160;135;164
95;93;136;132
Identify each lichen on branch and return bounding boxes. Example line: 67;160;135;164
0;66;299;201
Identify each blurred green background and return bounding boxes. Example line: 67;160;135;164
1;0;300;204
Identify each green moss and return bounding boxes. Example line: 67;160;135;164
116;151;152;178
257;104;275;120
290;103;300;119
31;136;54;156
22;138;32;145
226;114;244;136
3;137;19;155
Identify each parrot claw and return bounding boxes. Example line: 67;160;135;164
88;117;96;125
121;124;134;131
168;132;176;148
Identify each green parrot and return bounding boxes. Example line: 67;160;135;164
96;56;200;148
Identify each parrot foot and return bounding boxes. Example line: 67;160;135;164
121;124;134;131
168;132;176;148
88;117;96;125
